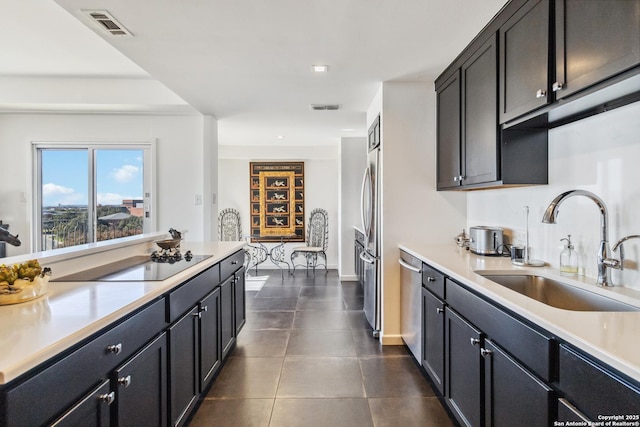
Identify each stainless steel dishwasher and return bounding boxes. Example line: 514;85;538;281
399;250;422;364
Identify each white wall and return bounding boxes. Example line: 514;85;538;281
339;137;367;280
218;145;340;271
368;82;467;344
467;101;640;289
0;113;213;256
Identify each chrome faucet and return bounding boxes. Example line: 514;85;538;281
542;190;619;287
612;235;640;270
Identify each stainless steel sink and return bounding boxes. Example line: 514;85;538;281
479;274;639;312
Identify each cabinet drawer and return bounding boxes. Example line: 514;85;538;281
422;263;445;299
558;344;640;420
167;265;220;322
1;298;165;427
220;250;244;280
446;279;553;381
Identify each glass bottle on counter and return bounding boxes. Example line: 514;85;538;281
559;235;579;276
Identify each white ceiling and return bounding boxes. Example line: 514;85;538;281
1;0;507;146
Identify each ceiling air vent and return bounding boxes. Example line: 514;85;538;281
83;10;133;37
310;104;341;111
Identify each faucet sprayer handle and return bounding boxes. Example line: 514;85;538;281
612;235;640;271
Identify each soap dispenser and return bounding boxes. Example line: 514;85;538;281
560;235;578;276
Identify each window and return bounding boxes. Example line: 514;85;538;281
33;142;154;251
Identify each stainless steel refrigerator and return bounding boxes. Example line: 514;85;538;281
360;115;381;337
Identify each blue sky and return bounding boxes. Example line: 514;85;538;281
42;149;143;207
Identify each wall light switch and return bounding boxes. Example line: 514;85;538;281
194;194;203;205
212;193;217;204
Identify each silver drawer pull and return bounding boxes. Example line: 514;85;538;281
536;89;546;98
99;392;115;405
426;276;436;282
481;348;493;358
201;305;208;312
231;260;238;265
436;307;444;314
552;81;564;92
107;343;122;355
118;375;132;388
470;338;480;346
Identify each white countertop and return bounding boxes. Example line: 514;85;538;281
399;242;640;383
0;241;245;385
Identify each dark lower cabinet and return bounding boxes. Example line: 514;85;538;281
199;287;221;390
113;333;167;427
52;380;112;427
168;307;200;427
220;275;235;360
483;339;553;427
422;287;445;394
445;309;483;427
234;267;246;335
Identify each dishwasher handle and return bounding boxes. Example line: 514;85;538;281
398;258;421;273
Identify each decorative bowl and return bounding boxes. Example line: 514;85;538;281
0;275;49;305
156;238;181;250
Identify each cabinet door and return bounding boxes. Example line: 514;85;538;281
554;0;640;99
445;309;483;427
113;333;167;427
422;288;445;395
168;307;199;427
461;34;499;186
499;0;550;123
200;287;221;389
220;275;235;359
51;380;112;427
483;339;553;427
234;267;246;335
436;70;462;190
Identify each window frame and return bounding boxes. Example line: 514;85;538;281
31;141;156;251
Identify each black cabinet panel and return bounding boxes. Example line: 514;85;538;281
555;0;640;100
558;344;640;420
167;266;219;323
113;333;167;427
51;380;111;427
484;339;553;427
422;263;446;299
220;250;245;281
446;309;483;427
200;288;221;389
422;288;445;395
220;275;235;360
461;34;499;186
234;267;246;335
436;70;461;190
168;307;199;427
499;0;550;123
446;279;553;381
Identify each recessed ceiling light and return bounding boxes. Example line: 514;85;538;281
276;135;285;139
340;128;356;132
312;65;329;73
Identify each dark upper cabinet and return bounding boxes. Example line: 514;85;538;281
436;70;461;190
461;34;499;187
499;0;550;123
554;0;640;100
436;34;499;190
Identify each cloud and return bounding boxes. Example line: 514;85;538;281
42;183;84;206
98;192;126;205
111;164;139;183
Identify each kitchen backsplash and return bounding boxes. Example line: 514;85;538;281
467;101;640;289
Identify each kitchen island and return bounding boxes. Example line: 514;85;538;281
0;235;247;426
401;242;640;424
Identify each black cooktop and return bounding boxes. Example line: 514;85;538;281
53;254;212;282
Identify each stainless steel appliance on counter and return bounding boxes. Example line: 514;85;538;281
360;115;381;337
468;226;504;255
399;250;422;363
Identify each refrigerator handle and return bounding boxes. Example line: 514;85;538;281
360;167;371;239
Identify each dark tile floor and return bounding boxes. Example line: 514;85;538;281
190;270;454;427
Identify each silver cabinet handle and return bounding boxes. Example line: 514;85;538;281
426;276;436;282
436;307;444;314
536;89;546;98
201;305;208;312
99;392;115;405
481;348;493;358
453;176;459;182
193;311;202;319
231;260;238;265
552;82;564;92
107;343;122;355
118;375;132;388
470;338;480;346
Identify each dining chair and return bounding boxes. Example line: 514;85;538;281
290;208;329;275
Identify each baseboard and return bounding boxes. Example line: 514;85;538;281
381;334;404;345
340;274;358;281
